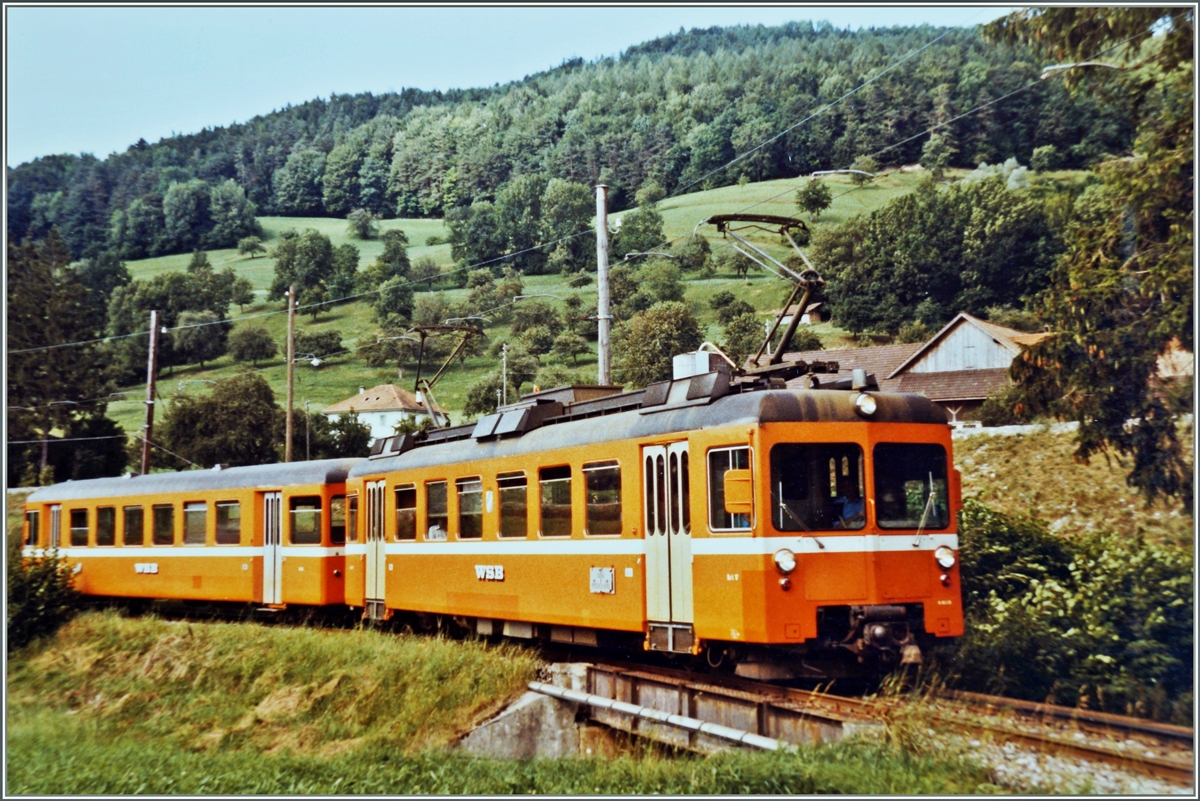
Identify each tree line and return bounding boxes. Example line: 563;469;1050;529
8;21;1134;260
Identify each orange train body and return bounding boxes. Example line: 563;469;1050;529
23;385;964;678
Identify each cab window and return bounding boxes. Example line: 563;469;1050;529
769;444;864;531
873;443;949;529
329;496;347;545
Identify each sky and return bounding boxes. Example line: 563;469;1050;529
5;5;1018;168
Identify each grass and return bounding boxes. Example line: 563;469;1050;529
5;610;998;795
955;425;1194;546
110;175;923;433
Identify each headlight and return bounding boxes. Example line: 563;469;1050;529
854;392;877;417
773;548;797;574
934;545;956;570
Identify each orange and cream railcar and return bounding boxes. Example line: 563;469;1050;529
344;376;964;678
21;460;359;608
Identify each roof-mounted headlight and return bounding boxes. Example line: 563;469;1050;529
854;392;877;417
773;548;797;575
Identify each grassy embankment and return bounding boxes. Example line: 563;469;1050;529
104;173;931;435
5;611;994;794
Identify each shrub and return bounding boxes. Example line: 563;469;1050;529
227;326;277;366
947;499;1194;723
7;536;78;651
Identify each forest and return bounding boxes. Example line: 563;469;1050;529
8;21;1134;261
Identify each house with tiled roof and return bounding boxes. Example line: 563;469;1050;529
322;384;448;441
783;312;1050;421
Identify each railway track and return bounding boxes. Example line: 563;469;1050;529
529;659;1194;788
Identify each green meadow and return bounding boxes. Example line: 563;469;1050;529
106;170;957;434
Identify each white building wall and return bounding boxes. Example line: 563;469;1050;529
908;322;1016;373
326;410;422;441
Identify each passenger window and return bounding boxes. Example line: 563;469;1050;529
497;472;527;538
457;478;483;539
184;502;207;544
289;497;322;545
539;466;572;537
329;496;346;545
395;485;417;541
708;446;752;531
152;504;175;545
216;501;241;545
123;506;144;546
584;461;622;536
69;509;89;546
425;481;448;540
346;494;359;543
24;510;39;547
96;507;116;546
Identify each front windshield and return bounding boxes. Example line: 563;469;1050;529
769;443;865;531
873;443;949;530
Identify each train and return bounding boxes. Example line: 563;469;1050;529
20;353;964;680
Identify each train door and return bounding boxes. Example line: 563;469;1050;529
642;442;694;652
49;505;61;549
365;480;387;619
262;492;283;604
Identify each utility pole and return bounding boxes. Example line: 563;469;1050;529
285;285;296;462
595;184;612;385
140;310;160;475
501;343;508;406
304;399;310;462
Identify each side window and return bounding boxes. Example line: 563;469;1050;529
289;497;322;545
708;446;752;531
346;494;359;543
498;472;527;538
96;507;116;546
123;506;144;546
539;466;572;537
216;501;241;545
24;510;40;547
152;504;175;545
329;496;346;545
69;509;88;546
425;481;448;540
584;461;622;536
457;478;483;539
395;485;416;541
184;502;207;545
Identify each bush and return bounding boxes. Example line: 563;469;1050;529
227;326;277;366
7;536;78;651
717;299;756;326
947;499;1194;723
294;330;343;361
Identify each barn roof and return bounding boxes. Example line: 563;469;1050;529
887;313;1049;379
895;368;1012;402
322;384;442;415
25;459;361;503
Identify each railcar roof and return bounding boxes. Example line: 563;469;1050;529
24;458;361;503
350;389;946;478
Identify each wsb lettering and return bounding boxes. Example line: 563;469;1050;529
474;565;504;581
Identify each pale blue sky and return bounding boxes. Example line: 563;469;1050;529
5;6;1016;168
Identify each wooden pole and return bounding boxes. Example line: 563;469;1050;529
140;310;160;475
285;285;296;462
595;184;611;385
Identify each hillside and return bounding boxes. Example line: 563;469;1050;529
8;20;1132;260
102;172;933;434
